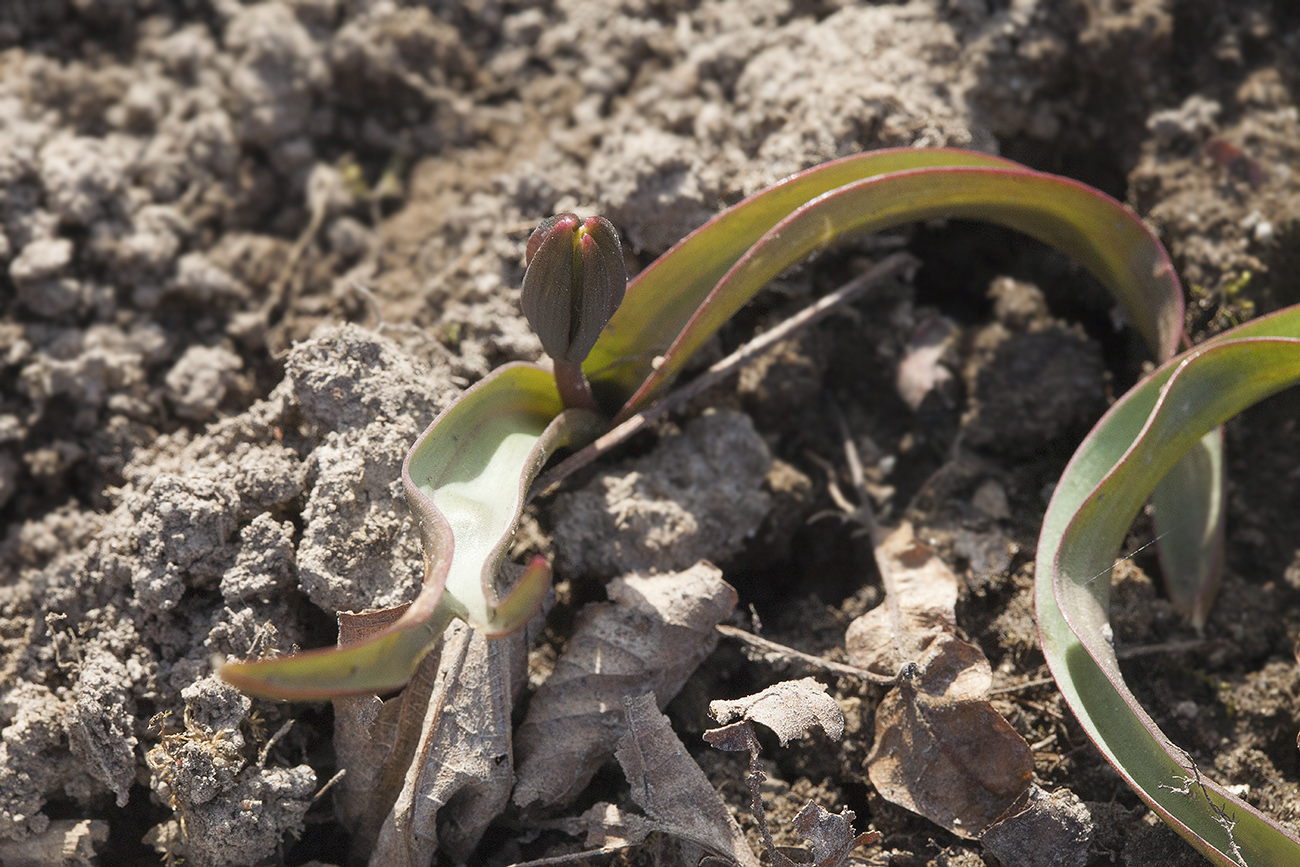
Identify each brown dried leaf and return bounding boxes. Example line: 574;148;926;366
708;678;844;746
792;802;881;867
845;522;959;677
332;606;529;866
369;622;525;866
332;604;423;836
701;720;759;753
846;523;1032;839
863;632;1033;838
514;562;737;810
896;316;957;411
616;692;761;867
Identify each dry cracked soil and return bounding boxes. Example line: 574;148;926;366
1;1;1299;866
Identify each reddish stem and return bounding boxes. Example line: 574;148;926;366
553;359;597;411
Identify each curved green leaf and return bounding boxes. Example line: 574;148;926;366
1038;304;1300;866
585;147;1022;402
615;164;1184;419
221;364;602;699
403;363;602;633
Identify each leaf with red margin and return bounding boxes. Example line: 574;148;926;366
220;364;602;699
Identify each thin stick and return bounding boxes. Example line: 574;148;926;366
988;676;1057;695
311;769;347;804
716;624;900;685
530;252;919;499
258;719;295;767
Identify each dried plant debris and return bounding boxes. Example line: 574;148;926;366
792;801;880;867
704;681;878;867
535;693;762;865
513;562;737;810
864;642;1033;839
896;316;959;412
708;677;845;746
144;676;315;867
847;522;1033;839
332;613;530;867
552;801;659;854
846;521;962;678
330;605;414;838
615;692;761;867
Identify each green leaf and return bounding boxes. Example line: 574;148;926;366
1038;304;1300;866
221;364;602;699
585;147;1022;404
220;602;460;701
403;363;602;633
613;163;1184;419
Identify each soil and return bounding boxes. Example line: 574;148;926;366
1;1;1299;866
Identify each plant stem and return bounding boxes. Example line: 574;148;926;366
553;359;598;411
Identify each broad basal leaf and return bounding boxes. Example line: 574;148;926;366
221;364;602;699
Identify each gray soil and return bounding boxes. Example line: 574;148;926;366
1;1;1299;866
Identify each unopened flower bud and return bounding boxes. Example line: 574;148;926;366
521;213;626;364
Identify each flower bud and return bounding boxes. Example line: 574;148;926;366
521;213;626;364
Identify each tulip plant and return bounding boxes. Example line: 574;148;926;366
220;147;1300;864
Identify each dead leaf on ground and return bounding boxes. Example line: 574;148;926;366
333;608;529;866
846;522;1033;839
792;802;881;867
553;801;658;852
513;562;737;810
333;603;415;837
537;693;763;867
846;521;959;677
703;682;877;867
616;692;761;867
708;677;844;745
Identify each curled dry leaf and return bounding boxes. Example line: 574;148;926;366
513;562;737;810
708;677;845;746
553;801;658;853
540;694;760;866
332;609;529;866
846;521;959;678
792;802;882;867
847;522;1033;839
332;604;413;836
703;685;876;867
